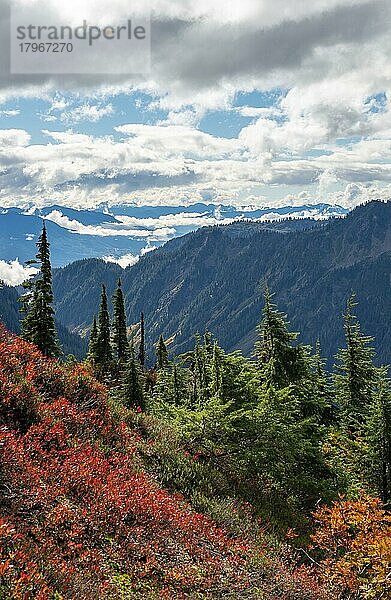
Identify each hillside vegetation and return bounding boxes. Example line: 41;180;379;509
0;325;336;599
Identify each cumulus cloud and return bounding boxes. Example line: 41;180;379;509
0;129;31;146
1;120;391;211
0;0;391;211
0;0;388;115
0;259;38;286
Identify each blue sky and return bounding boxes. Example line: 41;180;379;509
0;90;280;142
0;0;391;211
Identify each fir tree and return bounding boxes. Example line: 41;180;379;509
310;339;334;424
21;222;61;358
364;375;391;504
112;279;128;362
192;337;209;407
172;364;183;406
256;288;310;389
156;335;168;370
87;315;99;361
210;342;223;398
117;343;145;410
151;362;189;411
334;294;380;432
96;285;112;364
138;312;145;367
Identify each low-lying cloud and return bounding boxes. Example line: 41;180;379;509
44;210;176;238
0;259;38;286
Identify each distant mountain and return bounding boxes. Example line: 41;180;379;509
50;201;391;366
38;205;119;226
0;284;87;359
106;201;348;220
0;211;147;267
0;202;348;268
0;285;20;333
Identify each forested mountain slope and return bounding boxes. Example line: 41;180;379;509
51;200;391;365
0;284;87;358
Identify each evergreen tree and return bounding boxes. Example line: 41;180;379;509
334;294;380;432
156;335;168;370
256;288;310;389
192;337;209;407
87;315;99;361
117;343;145;410
210;342;223;397
21;222;61;358
309;339;334;424
138;312;145;367
151;362;190;412
96;285;112;364
364;375;391;504
112;279;128;362
172;364;184;406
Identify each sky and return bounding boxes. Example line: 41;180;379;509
1;0;391;210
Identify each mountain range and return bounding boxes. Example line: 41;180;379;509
0;202;348;269
47;200;391;367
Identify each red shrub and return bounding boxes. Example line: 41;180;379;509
0;327;250;597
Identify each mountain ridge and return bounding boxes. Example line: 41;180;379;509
0;202;348;268
50;200;391;366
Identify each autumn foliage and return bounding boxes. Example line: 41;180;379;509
0;324;350;599
0;325;251;598
312;496;391;599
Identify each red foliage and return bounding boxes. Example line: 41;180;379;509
0;326;250;598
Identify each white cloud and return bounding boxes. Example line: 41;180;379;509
103;243;159;268
115;124;239;158
0;129;31;147
1;120;391;211
60;104;114;123
0;0;388;123
238;106;281;118
0;109;20;117
103;253;137;268
0;259;38;286
115;211;236;229
140;244;158;255
43;210;176;238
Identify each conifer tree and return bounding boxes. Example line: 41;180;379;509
310;339;334;423
21;222;61;358
256;288;310;389
334;294;380;432
87;315;99;361
172;364;183;406
210;342;223;397
96;284;112;364
364;375;391;504
138;312;145;367
112;279;128;362
151;362;189;411
117;343;145;410
156;335;168;370
192;338;209;407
